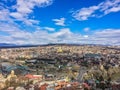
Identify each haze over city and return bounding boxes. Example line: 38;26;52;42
0;0;120;45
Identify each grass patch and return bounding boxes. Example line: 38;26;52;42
111;72;120;80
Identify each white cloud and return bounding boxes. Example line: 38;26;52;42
44;27;55;31
52;28;73;41
52;18;66;26
23;19;39;25
104;6;120;14
90;29;120;45
84;27;90;32
10;12;23;19
83;35;89;38
72;6;98;20
15;0;53;15
0;21;120;45
0;0;53;26
94;29;120;38
0;0;54;44
13;0;52;25
72;0;120;21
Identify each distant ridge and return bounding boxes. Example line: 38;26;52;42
0;43;15;46
0;43;39;48
0;43;117;48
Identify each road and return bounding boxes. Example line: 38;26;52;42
77;66;87;82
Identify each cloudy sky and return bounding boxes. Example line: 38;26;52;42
0;0;120;45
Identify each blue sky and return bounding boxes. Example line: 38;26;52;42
0;0;120;45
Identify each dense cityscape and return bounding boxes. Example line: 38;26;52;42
0;44;120;90
0;0;120;90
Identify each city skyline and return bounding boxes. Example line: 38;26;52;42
0;0;120;45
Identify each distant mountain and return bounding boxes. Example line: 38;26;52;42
0;43;38;48
0;43;16;46
0;43;115;48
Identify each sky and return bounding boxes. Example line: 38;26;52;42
0;0;120;45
